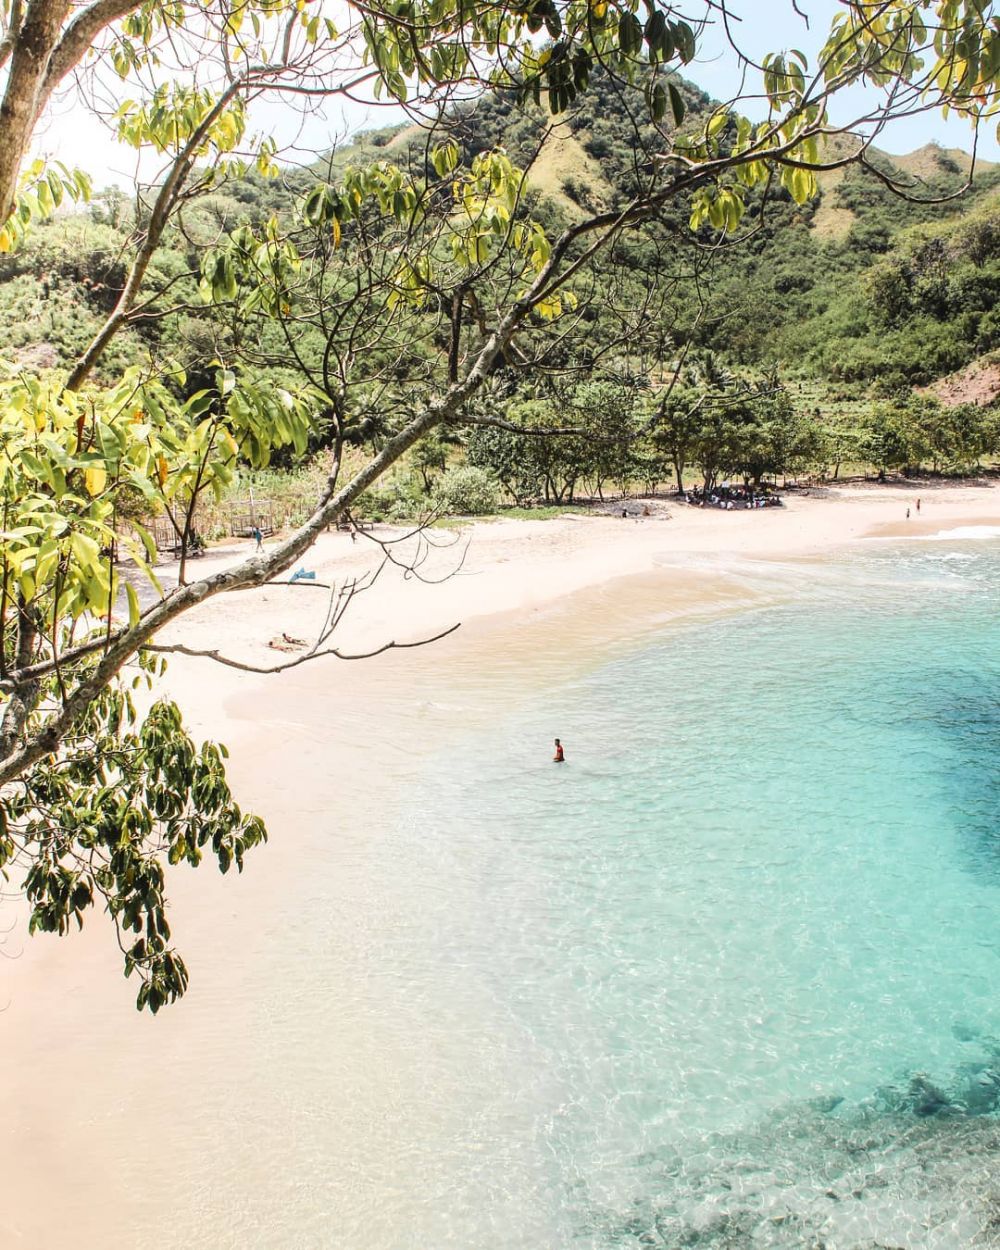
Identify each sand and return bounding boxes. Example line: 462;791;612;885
152;476;1000;837
159;481;996;650
1;480;999;1249
156;481;1000;709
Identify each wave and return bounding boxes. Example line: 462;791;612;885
866;525;1000;544
924;525;1000;542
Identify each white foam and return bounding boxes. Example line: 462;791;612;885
924;525;1000;542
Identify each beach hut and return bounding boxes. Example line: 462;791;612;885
229;496;276;538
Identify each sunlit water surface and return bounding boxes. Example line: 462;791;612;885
6;530;1000;1250
338;530;1000;1249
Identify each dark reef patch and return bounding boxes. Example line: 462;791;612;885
575;1050;1000;1249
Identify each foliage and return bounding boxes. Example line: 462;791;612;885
432;465;500;515
226;458;336;529
466;399;584;503
412;431;451;493
648;360;718;492
3;659;265;1012
859;393;1000;474
727;391;825;487
465;376;646;502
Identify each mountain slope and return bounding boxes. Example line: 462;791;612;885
2;72;998;397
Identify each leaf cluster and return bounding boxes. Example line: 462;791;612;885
3;666;265;1013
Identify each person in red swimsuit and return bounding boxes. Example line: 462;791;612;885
553;738;565;763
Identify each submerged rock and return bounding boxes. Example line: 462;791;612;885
807;1094;845;1115
958;1066;1000;1116
908;1074;954;1117
590;1057;1000;1249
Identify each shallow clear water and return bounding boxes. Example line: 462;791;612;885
5;532;1000;1250
355;532;1000;1248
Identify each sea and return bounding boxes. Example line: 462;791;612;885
325;524;1000;1250
4;524;1000;1249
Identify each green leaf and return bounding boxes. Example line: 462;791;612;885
125;583;141;628
430;141;460;178
668;83;685;126
70;530;101;570
618;12;642;57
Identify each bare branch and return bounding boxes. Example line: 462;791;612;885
42;0;140;96
144;622;461;673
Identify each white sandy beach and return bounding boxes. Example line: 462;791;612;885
137;478;1000;809
160;480;1000;681
2;480;1000;1250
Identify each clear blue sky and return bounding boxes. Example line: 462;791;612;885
31;0;999;187
692;0;999;161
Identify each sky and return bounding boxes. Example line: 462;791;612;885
691;0;1000;160
28;0;1000;191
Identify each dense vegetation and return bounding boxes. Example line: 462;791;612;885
4;73;998;525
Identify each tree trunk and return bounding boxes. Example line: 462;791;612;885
0;0;72;225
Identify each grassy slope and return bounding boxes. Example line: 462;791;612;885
4;74;999;397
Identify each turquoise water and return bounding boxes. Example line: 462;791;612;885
11;530;998;1249
361;532;1000;1248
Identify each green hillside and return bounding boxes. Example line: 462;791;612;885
6;71;998;393
2;70;998;510
449;79;1000;389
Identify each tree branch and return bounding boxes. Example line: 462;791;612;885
0;0;72;223
65;78;246;391
41;0;140;97
0;266;532;782
143;622;461;673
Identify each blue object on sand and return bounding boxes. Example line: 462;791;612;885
290;567;316;583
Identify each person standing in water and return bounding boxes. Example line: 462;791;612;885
553;738;565;763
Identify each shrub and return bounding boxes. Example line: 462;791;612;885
432;465;499;516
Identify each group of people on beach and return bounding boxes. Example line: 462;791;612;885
685;485;781;510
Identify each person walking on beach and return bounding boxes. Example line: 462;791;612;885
553;738;565;764
906;508;910;519
916;498;921;513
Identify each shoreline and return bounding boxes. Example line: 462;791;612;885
2;483;1000;1248
160;479;1000;660
155;477;1000;892
158;480;1000;746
